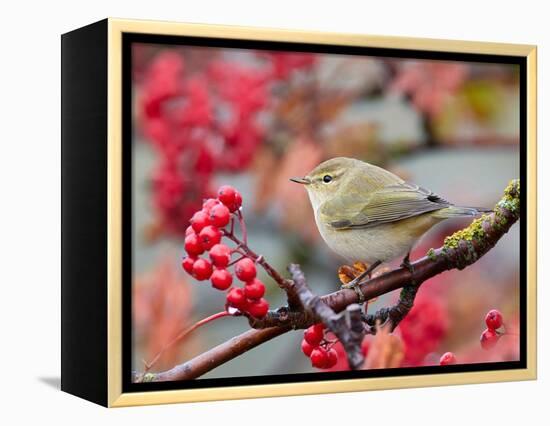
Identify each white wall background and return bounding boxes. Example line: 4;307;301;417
0;0;546;424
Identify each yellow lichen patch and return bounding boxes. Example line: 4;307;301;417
443;214;489;250
503;179;520;200
428;179;519;265
498;179;520;215
443;179;520;251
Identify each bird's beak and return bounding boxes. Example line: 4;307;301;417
290;177;311;185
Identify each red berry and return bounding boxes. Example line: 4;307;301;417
247;298;269;318
209;204;231;228
485;309;503;330
325;348;338;368
217;185;237;206
185;226;195;236
199;225;222;250
190;210;210;233
235;258;256;281
209;243;231;267
310;348;328;369
304;323;324;346
192;258;213;281
439;352;457;365
244;278;265;300
181;256;196;274
184;233;204;256
211;268;233;290
228;191;243;212
226;287;247;310
301;339;315;357
312;323;325;333
217;185;243;212
202;198;220;212
480;328;500;350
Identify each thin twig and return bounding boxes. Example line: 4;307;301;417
143;311;231;373
223;220;300;308
237;210;248;245
227;254;247;267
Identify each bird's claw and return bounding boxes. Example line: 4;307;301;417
400;253;416;285
341;280;365;303
341;278;361;290
339;260;382;303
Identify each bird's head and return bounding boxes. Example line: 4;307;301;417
290;157;359;208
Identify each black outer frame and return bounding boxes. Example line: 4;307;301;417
61;19;109;406
60;20;528;407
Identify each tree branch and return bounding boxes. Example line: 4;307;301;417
135;179;520;382
287;263;366;369
363;283;419;332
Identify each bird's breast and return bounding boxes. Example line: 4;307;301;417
314;210;440;264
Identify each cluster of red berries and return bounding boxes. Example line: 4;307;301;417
181;185;269;319
439;351;457;365
480;309;503;350
137;48;317;237
225;258;269;319
300;323;338;369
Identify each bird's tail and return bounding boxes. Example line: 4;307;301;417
433;205;493;219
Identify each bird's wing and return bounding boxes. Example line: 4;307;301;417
320;182;451;229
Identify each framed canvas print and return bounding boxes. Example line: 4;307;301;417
61;18;537;407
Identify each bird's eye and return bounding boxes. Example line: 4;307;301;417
323;175;333;183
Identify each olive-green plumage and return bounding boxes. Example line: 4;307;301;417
291;157;489;265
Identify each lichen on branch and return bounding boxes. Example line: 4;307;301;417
433;179;520;270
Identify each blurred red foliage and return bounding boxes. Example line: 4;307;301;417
136;48;317;238
398;292;449;366
391;61;468;118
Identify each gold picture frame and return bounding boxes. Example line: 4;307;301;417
61;17;537;407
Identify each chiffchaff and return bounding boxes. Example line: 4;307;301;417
291;157;490;292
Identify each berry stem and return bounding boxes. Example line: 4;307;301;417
227;254;247;267
236;210;248;245
143;310;231;372
223;226;292;293
230;215;235;235
229;241;247;256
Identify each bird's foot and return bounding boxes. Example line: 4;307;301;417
400;252;416;286
340;260;382;303
341;281;366;303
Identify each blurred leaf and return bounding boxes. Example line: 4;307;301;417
337;261;369;284
133;255;197;370
252;137;323;242
462;80;503;121
324;122;383;163
364;324;404;369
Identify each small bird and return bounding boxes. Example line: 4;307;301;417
291;157;490;295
